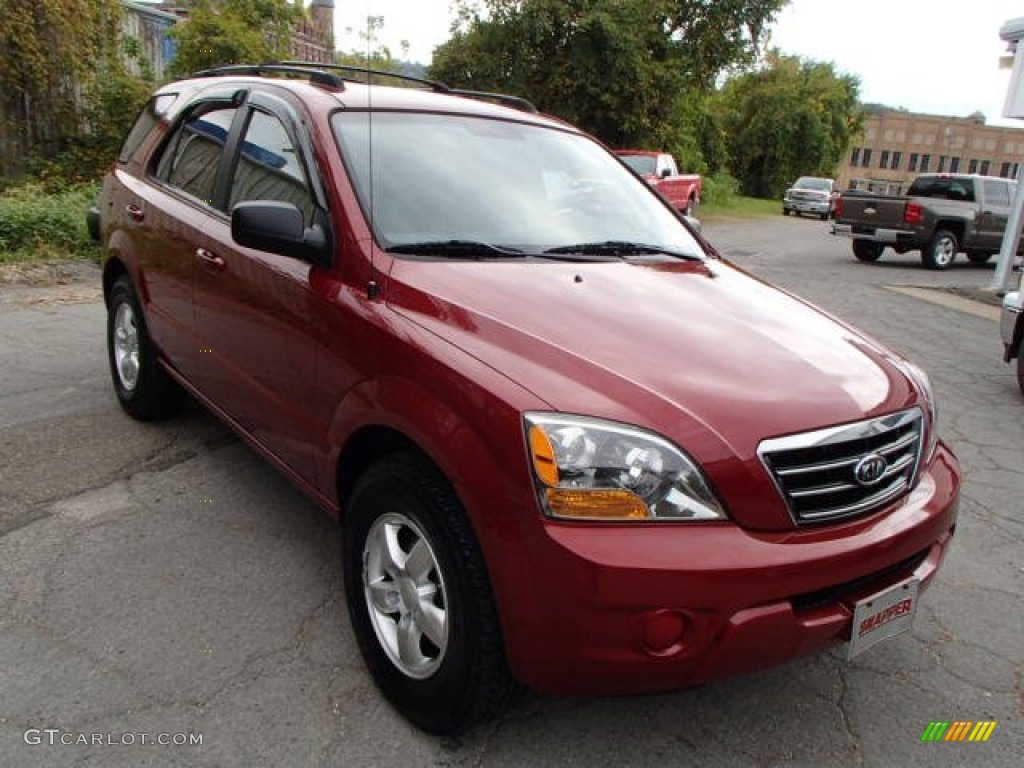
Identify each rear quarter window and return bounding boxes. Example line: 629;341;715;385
118;93;178;164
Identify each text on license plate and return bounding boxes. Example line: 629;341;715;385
847;577;919;660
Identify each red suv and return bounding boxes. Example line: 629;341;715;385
98;64;960;734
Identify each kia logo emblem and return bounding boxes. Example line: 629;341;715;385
853;454;888;486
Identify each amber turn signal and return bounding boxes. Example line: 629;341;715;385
546;488;649;520
529;425;560;487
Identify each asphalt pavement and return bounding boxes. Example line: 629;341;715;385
1;217;1020;767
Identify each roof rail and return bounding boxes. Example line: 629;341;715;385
278;60;540;114
193;63;346;89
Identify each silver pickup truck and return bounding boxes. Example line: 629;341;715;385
832;174;1016;270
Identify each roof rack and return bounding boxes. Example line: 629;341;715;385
280;62;539;113
194;61;539;114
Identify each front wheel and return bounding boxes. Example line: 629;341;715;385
343;454;516;734
922;230;958;270
107;275;181;420
852;240;884;262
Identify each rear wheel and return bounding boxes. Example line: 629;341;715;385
107;275;182;420
852;240;884;262
922;230;958;270
684;196;696;217
343;454;516;734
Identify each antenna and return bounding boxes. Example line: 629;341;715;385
365;2;378;300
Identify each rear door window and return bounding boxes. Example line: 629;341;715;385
983;179;1011;207
154;105;240;206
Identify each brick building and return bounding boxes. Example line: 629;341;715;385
838;108;1024;194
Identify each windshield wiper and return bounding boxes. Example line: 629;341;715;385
544;240;703;261
385;240;526;258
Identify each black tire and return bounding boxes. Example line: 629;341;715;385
684;196;696;217
967;252;993;264
343;454;517;734
922;229;958;270
1017;354;1024;397
819;212;829;221
782;208;790;216
852;240;884;262
106;275;182;420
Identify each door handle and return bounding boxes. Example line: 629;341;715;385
195;248;227;272
126;204;145;222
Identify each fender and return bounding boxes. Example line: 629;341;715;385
325;372;550;680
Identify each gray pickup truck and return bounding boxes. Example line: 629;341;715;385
831;174;1016;270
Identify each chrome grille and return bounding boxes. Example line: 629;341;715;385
758;409;924;525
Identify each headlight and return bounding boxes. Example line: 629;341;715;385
902;362;939;461
524;413;726;521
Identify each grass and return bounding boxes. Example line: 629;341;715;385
697;195;781;222
0;182;99;264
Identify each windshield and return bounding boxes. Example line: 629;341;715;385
331;112;704;258
795;177;832;192
618;154;657;176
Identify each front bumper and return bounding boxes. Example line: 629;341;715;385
506;442;960;696
784;197;830;215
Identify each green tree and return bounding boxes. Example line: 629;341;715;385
169;0;304;76
717;52;862;198
430;0;787;158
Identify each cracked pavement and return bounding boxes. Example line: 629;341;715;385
1;219;1021;766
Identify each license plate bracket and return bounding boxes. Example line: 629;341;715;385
847;577;919;660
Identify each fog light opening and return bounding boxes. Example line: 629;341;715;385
640;610;689;656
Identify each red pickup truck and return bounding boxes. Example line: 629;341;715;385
616;150;702;215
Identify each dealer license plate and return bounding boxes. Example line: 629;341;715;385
846;578;919;660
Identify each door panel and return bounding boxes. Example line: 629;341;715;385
192;106;324;487
126;103;241;377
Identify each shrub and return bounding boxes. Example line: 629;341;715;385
700;173;740;207
0;182;98;262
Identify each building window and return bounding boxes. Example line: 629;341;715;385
850;147;861;166
891;151;902;170
1001;161;1013;178
968;158;978;174
950;157;961;173
980;160;990;176
920;154;931;172
909;153;919;172
880;150;890;169
937;155;947;172
1015;163;1021;179
861;148;873;167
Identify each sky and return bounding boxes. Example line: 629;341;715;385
334;0;1024;127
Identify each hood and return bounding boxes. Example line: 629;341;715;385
386;256;918;529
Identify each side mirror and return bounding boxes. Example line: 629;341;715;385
659;168;672;179
231;201;329;265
